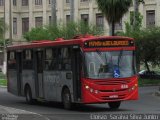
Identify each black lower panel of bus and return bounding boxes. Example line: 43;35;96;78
72;49;81;102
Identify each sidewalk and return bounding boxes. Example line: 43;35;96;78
0;106;8;114
0;105;49;120
155;91;160;97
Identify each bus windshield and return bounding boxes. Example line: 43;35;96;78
85;51;135;79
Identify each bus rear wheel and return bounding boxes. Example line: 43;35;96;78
62;88;72;110
25;86;34;104
108;101;121;109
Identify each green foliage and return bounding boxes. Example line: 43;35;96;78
23;27;50;41
117;12;143;39
0;19;5;39
138;27;160;67
96;0;132;23
0;80;7;86
118;12;160;70
0;18;8;48
130;12;143;31
0;19;5;47
138;0;145;4
138;78;160;87
96;0;132;35
24;21;103;41
0;39;12;47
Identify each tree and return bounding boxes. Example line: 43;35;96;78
0;18;8;47
96;0;132;36
24;21;103;41
117;13;160;72
133;0;145;30
0;18;8;74
137;27;160;71
0;19;5;39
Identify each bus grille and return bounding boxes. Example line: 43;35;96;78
94;79;131;85
100;89;127;92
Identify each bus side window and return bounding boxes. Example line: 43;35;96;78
8;51;16;70
45;48;59;71
23;50;33;70
45;48;53;70
61;48;71;71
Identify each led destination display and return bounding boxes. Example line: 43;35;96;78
84;39;134;48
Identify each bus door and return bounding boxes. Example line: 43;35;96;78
16;51;22;96
72;47;82;102
36;51;44;98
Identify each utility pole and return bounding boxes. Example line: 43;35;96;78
2;0;6;74
9;0;12;43
70;0;74;21
51;0;57;24
133;0;139;30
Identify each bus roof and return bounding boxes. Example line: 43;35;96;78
7;35;134;51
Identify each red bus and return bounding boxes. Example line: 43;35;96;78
7;35;138;109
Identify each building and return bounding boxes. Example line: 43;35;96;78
0;0;160;43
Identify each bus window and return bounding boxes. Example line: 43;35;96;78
60;48;71;71
45;48;52;70
8;51;16;69
45;48;59;70
23;50;33;70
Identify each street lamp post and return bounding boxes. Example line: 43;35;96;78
9;0;12;42
133;0;139;30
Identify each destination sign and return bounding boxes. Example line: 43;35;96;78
84;39;134;48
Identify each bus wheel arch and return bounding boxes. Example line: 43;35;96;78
24;84;34;104
61;86;72;110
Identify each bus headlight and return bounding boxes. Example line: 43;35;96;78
95;90;99;94
131;86;136;90
85;85;99;94
129;84;138;92
90;88;94;93
85;85;89;89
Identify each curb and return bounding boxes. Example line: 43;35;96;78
0;85;7;88
139;84;160;87
0;105;50;120
155;91;160;97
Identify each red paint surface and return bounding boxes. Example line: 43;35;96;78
81;76;138;103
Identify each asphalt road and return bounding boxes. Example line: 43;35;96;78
0;86;160;120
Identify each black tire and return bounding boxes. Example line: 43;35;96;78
108;101;121;109
25;86;34;104
62;88;72;110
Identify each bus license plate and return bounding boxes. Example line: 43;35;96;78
109;95;118;98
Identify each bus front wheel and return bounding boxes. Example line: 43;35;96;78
108;101;121;109
62;88;72;110
25;86;34;104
